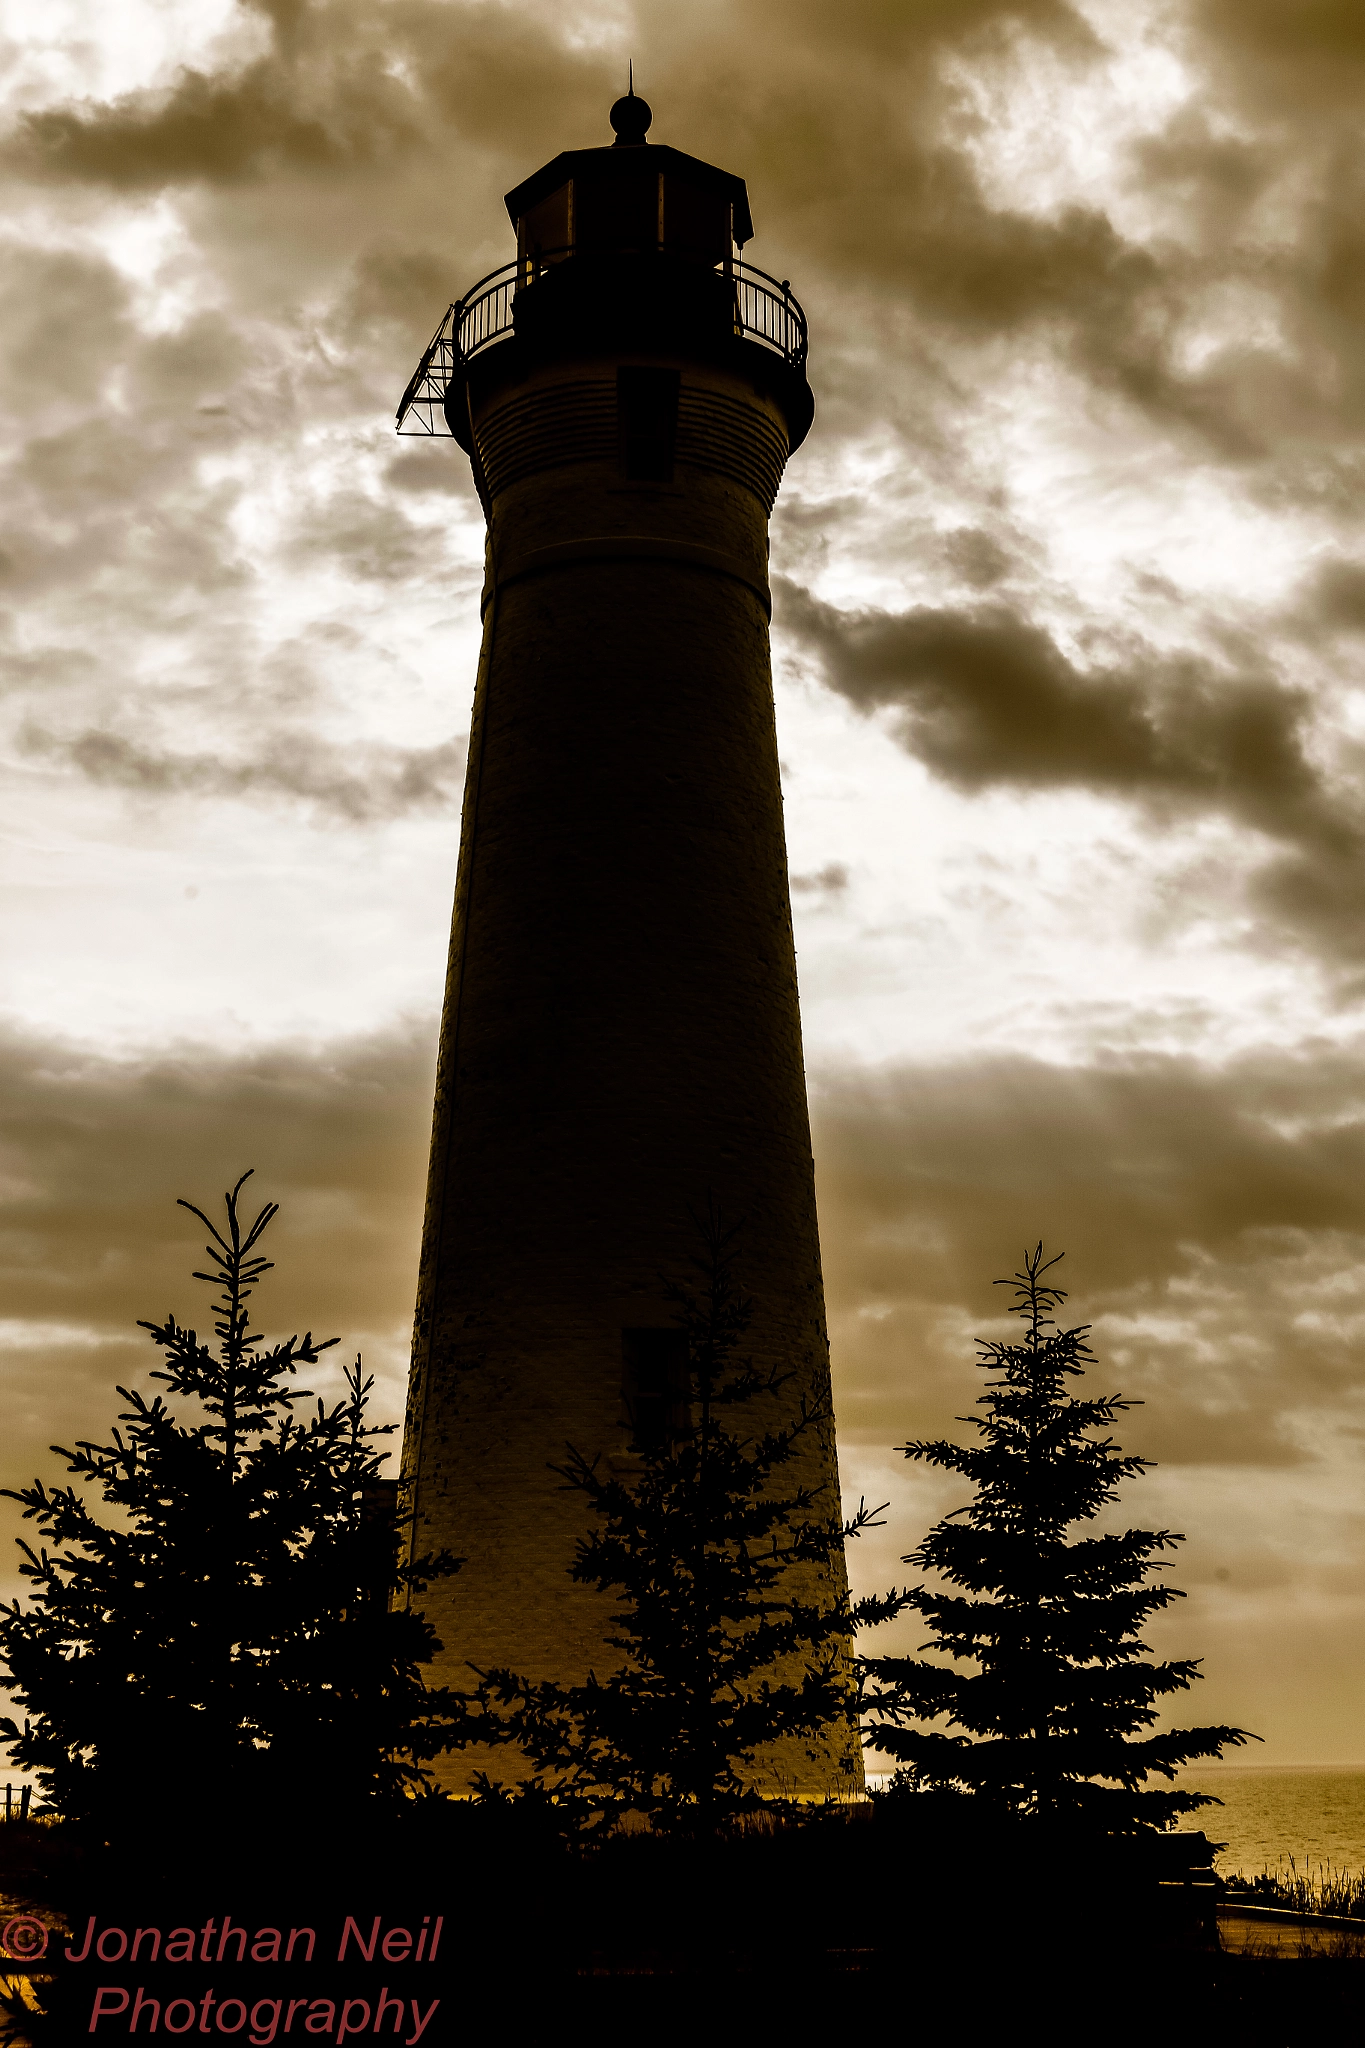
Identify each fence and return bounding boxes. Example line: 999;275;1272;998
397;254;808;436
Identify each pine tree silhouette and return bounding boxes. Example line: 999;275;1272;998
860;1245;1252;1828
0;1173;465;1827
478;1208;884;1832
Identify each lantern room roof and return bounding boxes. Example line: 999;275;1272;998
504;142;755;247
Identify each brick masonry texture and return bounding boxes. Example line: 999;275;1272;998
402;347;861;1798
475;371;789;510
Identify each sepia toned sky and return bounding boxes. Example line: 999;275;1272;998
4;0;1365;1767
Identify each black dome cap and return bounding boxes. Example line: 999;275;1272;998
609;89;652;146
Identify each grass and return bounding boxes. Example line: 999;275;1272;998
1224;1859;1365;1920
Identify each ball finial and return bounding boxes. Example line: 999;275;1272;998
609;86;652;146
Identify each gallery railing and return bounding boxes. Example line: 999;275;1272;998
397;253;807;436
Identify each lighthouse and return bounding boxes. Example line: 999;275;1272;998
396;91;859;1796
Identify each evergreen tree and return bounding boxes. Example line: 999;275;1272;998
859;1245;1252;1828
0;1173;464;1828
479;1210;885;1832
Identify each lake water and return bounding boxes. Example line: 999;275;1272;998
1176;1768;1365;1877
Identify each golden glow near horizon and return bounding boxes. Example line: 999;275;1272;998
4;0;1365;1763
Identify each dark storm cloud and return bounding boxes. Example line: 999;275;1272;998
0;245;259;607
813;1043;1365;1467
0;1016;434;1334
1;0;1357;484
778;577;1334;831
689;0;1365;471
940;528;1015;591
0;430;246;604
1088;4;1365;472
5;1015;1362;1565
1192;0;1365;116
1;0;616;194
0;245;134;409
0;249;217;574
777;575;1365;965
0;0;1333;590
7;49;422;189
0;232;476;826
285;487;443;582
791;861;850;899
0;242;255;437
385;444;468;497
18;723;466;824
685;7;1283;462
0;0;1126;343
0;1017;437;1584
1290;557;1365;639
1;5;1360;917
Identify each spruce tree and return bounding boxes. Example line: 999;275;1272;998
0;1173;465;1827
859;1245;1252;1829
478;1210;884;1831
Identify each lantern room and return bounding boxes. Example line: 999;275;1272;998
504;89;755;275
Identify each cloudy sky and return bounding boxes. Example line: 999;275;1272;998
4;0;1365;1767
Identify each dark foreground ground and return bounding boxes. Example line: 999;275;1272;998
1;1798;1358;2045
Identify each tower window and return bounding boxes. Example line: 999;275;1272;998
621;1327;689;1451
617;367;679;482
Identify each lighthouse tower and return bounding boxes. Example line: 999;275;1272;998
396;92;858;1795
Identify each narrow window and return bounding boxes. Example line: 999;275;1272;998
621;1327;689;1452
359;1477;399;1605
617;367;679;482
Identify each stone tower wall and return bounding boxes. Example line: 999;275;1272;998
402;343;861;1797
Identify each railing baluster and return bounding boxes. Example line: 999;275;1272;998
403;253;805;432
454;256;804;370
